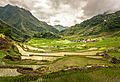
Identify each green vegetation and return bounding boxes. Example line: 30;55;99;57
0;4;120;82
0;75;39;82
33;32;60;39
108;52;120;58
27;37;120;53
26;37;120;73
45;56;110;73
0;4;59;41
62;11;120;37
0;68;120;82
86;37;120;49
0;35;21;65
54;25;67;31
0;20;11;37
38;68;120;82
27;38;84;52
0;50;6;59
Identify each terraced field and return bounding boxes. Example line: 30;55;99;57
15;43;111;73
0;37;120;82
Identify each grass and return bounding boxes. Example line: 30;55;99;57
0;50;7;64
0;37;120;82
44;56;110;73
86;37;120;49
0;50;6;59
27;38;84;52
3;59;50;65
0;68;120;82
27;37;120;53
0;75;39;82
108;51;120;58
36;68;120;82
25;37;120;72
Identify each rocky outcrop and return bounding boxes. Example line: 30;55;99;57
4;55;21;61
109;57;120;64
0;37;10;50
96;52;110;58
17;67;39;75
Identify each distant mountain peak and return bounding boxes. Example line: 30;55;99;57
5;4;17;8
54;25;67;31
5;4;11;7
4;4;29;12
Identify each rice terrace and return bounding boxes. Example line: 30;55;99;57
0;0;120;82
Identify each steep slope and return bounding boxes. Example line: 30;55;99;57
0;4;59;41
0;35;21;62
0;19;11;36
0;20;22;62
0;19;27;41
63;11;120;37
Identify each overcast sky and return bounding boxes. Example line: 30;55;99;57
0;0;120;26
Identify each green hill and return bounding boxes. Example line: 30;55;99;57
54;25;67;31
0;19;11;36
0;20;21;60
63;11;120;37
0;4;59;41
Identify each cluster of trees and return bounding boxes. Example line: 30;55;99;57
0;20;11;36
33;32;60;39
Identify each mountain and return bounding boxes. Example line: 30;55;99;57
63;11;120;37
0;19;11;36
0;19;25;41
54;25;67;31
0;20;21;59
0;4;59;41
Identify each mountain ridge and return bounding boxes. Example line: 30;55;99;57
62;10;120;37
0;4;59;41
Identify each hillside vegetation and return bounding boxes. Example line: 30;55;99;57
0;35;21;62
0;4;59;41
63;11;120;37
0;20;11;36
54;25;67;31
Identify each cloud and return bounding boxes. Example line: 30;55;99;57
0;0;120;26
0;0;8;6
54;20;60;23
83;0;120;17
50;0;86;9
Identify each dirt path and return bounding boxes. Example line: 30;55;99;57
0;68;21;76
21;56;61;61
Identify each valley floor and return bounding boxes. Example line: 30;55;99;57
0;37;120;82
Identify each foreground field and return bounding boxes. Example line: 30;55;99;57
0;68;120;82
37;68;120;82
0;37;120;82
45;56;110;73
